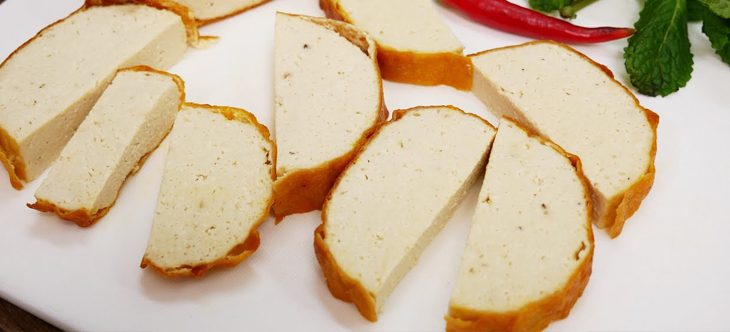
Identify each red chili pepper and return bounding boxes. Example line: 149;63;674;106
441;0;634;43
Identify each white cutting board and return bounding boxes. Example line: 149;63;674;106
1;0;729;331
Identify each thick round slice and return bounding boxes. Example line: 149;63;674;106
28;67;184;227
469;41;659;237
320;0;472;90
173;0;270;25
446;119;594;332
315;106;496;321
141;103;275;278
0;3;191;190
272;13;386;221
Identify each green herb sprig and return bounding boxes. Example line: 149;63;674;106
530;0;730;97
624;0;693;96
625;0;730;96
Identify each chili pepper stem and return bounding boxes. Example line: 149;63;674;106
560;0;599;18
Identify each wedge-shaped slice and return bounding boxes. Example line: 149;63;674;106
320;0;471;90
272;13;386;220
0;3;191;189
174;0;270;24
141;103;275;278
315;106;496;321
28;67;184;227
469;41;659;238
446;119;594;332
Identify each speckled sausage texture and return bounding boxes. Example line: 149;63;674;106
271;13;386;221
0;2;191;190
141;103;276;278
470;41;659;238
315;106;496;321
28;67;184;227
320;0;473;90
446;118;594;332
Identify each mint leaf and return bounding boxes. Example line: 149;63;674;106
529;0;571;12
702;11;730;63
625;0;693;96
688;0;707;21
697;0;730;18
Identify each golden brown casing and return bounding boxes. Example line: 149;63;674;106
469;40;659;238
319;0;473;91
271;14;388;221
0;0;198;190
26;66;185;227
314;106;495;322
140;103;277;278
444;118;595;332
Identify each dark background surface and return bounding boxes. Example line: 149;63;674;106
0;297;60;332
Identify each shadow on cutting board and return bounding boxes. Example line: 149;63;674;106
139;259;261;302
0;297;60;332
